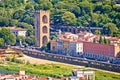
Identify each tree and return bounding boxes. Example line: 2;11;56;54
71;5;81;17
55;2;66;9
104;37;107;44
102;5;112;13
34;1;53;10
13;10;24;20
27;29;34;36
0;16;9;27
0;28;16;45
94;30;101;35
0;2;4;7
78;1;92;15
52;9;64;24
107;39;111;44
51;0;61;5
113;5;120;12
0;38;4;47
113;32;120;37
42;1;53;10
25;4;34;11
93;2;103;13
62;11;76;25
16;36;26;45
103;23;118;36
99;35;104;44
25;36;36;46
17;22;33;30
77;14;90;26
93;38;96;43
98;14;112;27
34;0;41;4
41;43;47;51
22;16;34;25
41;42;50;51
8;19;18;26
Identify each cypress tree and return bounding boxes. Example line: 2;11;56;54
104;37;107;44
99;35;104;44
93;38;96;43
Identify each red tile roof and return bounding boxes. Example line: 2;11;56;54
38;77;48;80
7;27;27;31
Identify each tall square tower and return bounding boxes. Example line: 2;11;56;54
34;10;50;48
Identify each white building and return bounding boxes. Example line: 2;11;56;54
69;41;83;56
56;32;84;56
7;27;27;37
72;70;95;80
57;39;63;54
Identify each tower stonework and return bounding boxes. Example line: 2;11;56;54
34;10;50;48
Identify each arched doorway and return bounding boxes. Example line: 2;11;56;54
42;26;48;33
42;15;48;23
42;36;48;45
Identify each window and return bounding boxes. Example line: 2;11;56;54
42;26;48;33
42;36;48;45
42;15;48;23
52;46;55;51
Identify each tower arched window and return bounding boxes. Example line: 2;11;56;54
42;15;48;23
42;26;48;33
42;36;48;45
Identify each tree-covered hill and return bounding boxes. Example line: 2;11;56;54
0;0;120;37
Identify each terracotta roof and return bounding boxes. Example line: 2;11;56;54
64;32;72;35
80;77;86;80
60;38;84;43
109;37;120;41
84;36;95;39
38;77;48;80
53;78;61;80
77;32;86;36
7;27;27;31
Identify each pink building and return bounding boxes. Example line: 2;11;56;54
83;42;114;57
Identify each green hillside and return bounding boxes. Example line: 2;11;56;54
0;0;120;37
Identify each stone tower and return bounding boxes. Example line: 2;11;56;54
34;10;50;48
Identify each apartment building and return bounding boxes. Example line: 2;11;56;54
7;27;27;37
50;32;120;60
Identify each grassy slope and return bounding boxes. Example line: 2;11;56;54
0;62;120;80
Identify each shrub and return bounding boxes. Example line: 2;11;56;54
11;57;16;62
33;64;37;66
0;61;4;64
18;54;24;57
15;59;23;64
26;61;30;65
5;57;11;61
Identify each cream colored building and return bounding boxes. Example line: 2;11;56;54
72;70;95;80
7;27;27;37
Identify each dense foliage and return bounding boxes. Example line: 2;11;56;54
34;0;120;36
0;0;119;45
0;28;16;45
